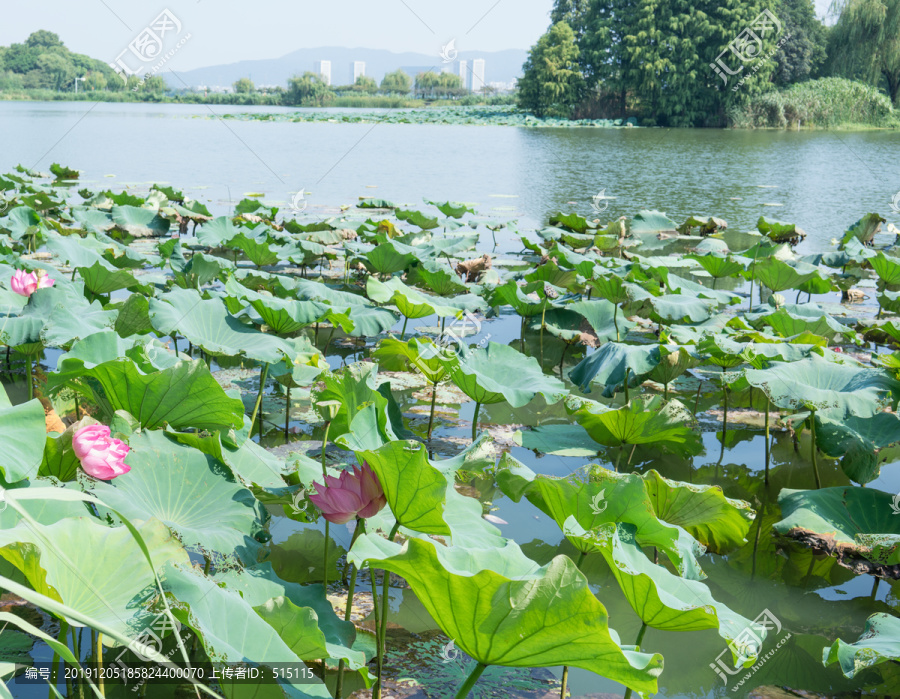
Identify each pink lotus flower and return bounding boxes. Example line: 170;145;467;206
309;463;387;524
10;269;54;297
73;424;131;480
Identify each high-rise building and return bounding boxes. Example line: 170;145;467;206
351;61;366;83
458;60;468;90
471;59;486;93
314;60;332;86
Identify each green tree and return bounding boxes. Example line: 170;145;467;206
284;71;334;106
550;0;593;38
380;69;412;94
233;77;255;93
517;21;585;117
828;0;900;104
36;52;74;90
25;30;64;51
84;71;107;91
771;0;829;84
352;75;378;93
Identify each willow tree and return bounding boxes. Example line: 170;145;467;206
517;21;586;118
828;0;900;104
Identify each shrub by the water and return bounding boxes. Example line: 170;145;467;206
728;78;898;129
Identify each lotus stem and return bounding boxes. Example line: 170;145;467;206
96;632;105;697
249;362;269;439
335;518;366;699
764;400;770;485
560;666;568;699
52;619;68;689
171;334;178;357
623;367;629;403
401;316;408;340
559;343;568;381
370;568;382;699
455;662;488;699
613;304;619;341
284;384;291;440
520;315;526;352
379;522;401;664
25;358;32;401
693;381;702;416
663;381;668;401
540;306;546;365
721;367;728;448
614;444;624;473
321;419;332;591
621;621;649;699
471;401;481;442
575;551;586;568
427;382;438;439
810;407;821;489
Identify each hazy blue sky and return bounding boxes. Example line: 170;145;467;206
2;0;836;71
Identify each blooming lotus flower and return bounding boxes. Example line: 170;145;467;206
73;424;131;480
309;463;386;524
9;269;54;297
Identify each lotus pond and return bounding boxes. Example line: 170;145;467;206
0;163;900;699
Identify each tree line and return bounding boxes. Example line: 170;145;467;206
517;0;900;126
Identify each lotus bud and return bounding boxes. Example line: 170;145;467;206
316;400;341;422
308;462;387;524
769;294;785;309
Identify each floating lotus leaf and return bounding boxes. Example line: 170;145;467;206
513;423;600;457
751;257;818;293
757;217;806;244
823;613;900;679
549;212;590;234
569;395;703;458
774;487;900;571
629;210;678;235
348;534;663;696
814;409;900;485
443;342;567;407
111;204;170;237
196;216;240;246
840;213;884;246
366;276;460;319
568;298;636;343
226;231;282;267
488;280;558;317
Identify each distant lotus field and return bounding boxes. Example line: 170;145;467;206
0;163;899;698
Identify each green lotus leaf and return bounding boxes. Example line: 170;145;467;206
162;563;333;697
372;336;452;384
497;455;703;577
756;307;856;342
395;209;439;230
41;298;119;348
568;298;636;343
814;410;900;485
444;342;567;407
359;242;418;275
840;213;884;246
196;216;239;246
734;354;899;417
407;261;469;296
524;260;578;291
0;393;48;483
648;345;694;390
751;257;817;293
774;487;900;568
646;293;714;324
629;210;678;235
111;204;170;237
871;251;900;285
91;430;266;562
548;212;590;233
0;516;188;635
49;356;244;431
114;292;155;337
513;423;600;457
564;519;764;658
427;233;480;257
168;248;234;289
569;342;661;395
1;206;40;240
348;534;663;696
488;280;558;318
632;470;754;553
366;276;460;319
757;217;806;244
425;200;475;219
75;261;139;295
225;231;282;267
666;274;741;305
677;216;727;237
357;198;396;209
570;395;703;458
823;613;900;679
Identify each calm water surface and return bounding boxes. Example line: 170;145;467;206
3;101;900;699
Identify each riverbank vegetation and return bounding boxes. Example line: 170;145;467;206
519;0;900;129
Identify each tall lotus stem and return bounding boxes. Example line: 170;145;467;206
335;518;366;699
810;407;821;489
369;568;382;699
96;632;105;697
613;304;619;341
427;381;438;439
455;662;488;699
378;522;401;672
540;306;546;365
284;385;291;440
622;623;648;699
471;401;481;442
720;366;728;450
250;362;269;439
520;315;526;352
764;399;770;485
623;367;630;403
321;419;332;592
400;316;408;340
25;358;32;401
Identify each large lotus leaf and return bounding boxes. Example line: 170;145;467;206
0;206;41;240
50;331;175;385
149;288;306;363
871;252;900;285
621;470;753;553
570;395;703;458
648;345;694;388
169;250;234;289
756;217;806;244
666;274;741;306
231;286;335;335
774;487;900;568
49;356;244;431
161;563;332;697
226;232;282;267
114;293;155;337
735;354;899;416
366;276;459;319
687;254;744;279
0;396;47;483
0;517;188;634
524;259;578;291
841;213;884;246
41;299;119;348
565;519;763;660
372;336;451;384
752;257;817;292
814;410;900;485
196;216;239;246
111;205;170;237
359;242;417;275
697;334;747;369
395;209;439;230
529;308;588;343
76;261;139;295
71;207;115;235
569;342;661;395
348;535;663;695
91;430;266;561
758;307;856;342
444;342;567;407
426;200;475;219
823;613;900;679
406;261;469;296
567;299;636;343
288;279;397;336
497;454;703;578
549;212;590;234
645;293;714;324
513;423;600;457
45;232;109;268
629;210;677;235
488;280;556;317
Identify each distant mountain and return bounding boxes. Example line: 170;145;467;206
167;47;529;89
